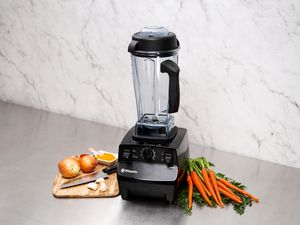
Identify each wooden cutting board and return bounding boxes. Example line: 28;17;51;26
52;164;119;198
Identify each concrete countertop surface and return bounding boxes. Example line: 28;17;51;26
0;101;299;225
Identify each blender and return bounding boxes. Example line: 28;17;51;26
117;26;189;202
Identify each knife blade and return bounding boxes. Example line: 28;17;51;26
60;170;108;189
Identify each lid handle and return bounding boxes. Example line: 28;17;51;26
160;60;180;113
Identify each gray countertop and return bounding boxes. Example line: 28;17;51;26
0;101;299;225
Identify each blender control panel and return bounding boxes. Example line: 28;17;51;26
119;146;177;165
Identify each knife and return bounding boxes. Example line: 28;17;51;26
60;170;108;189
102;163;118;174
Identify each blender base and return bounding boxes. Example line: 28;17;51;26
118;179;176;203
117;126;189;202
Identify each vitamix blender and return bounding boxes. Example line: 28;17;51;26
117;27;189;202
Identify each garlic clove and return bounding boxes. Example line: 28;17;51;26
87;182;98;191
99;182;107;192
96;177;105;184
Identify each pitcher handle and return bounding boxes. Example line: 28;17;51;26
160;60;180;113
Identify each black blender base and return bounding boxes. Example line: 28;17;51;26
119;180;176;203
117;126;189;203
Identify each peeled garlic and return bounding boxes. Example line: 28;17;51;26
99;182;107;192
87;182;98;191
96;177;105;184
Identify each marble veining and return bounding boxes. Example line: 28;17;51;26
0;0;300;167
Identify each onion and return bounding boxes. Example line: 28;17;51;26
58;157;80;178
79;154;96;173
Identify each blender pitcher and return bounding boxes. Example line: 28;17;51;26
128;26;180;142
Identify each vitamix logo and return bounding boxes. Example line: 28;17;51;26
120;168;138;174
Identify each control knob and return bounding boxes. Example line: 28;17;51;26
142;147;154;160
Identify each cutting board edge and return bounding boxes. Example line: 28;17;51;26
52;192;120;198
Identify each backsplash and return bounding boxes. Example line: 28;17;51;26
0;0;299;168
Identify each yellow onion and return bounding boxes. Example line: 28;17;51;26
58;157;80;178
79;154;97;173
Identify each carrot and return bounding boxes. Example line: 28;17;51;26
190;171;212;207
209;170;224;207
219;178;259;203
202;168;222;207
177;170;185;186
187;175;193;209
217;180;241;200
219;187;242;204
178;167;182;175
201;179;211;197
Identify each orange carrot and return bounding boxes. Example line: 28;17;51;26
219;187;242;204
201;179;211;197
219;178;259;203
217;180;241;200
187;175;193;209
178;167;182;175
191;171;212;207
209;170;224;207
202;168;222;207
177;170;185;186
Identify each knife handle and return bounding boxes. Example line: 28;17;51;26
103;163;118;174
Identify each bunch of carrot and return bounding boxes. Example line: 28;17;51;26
176;157;259;215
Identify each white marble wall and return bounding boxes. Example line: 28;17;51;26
0;0;300;168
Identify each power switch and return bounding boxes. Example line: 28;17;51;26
122;149;131;160
164;151;173;164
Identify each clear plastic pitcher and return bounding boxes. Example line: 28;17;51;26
128;27;180;140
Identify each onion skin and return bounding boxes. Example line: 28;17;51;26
58;157;80;178
79;154;97;173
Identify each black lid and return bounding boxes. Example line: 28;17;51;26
128;27;180;57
